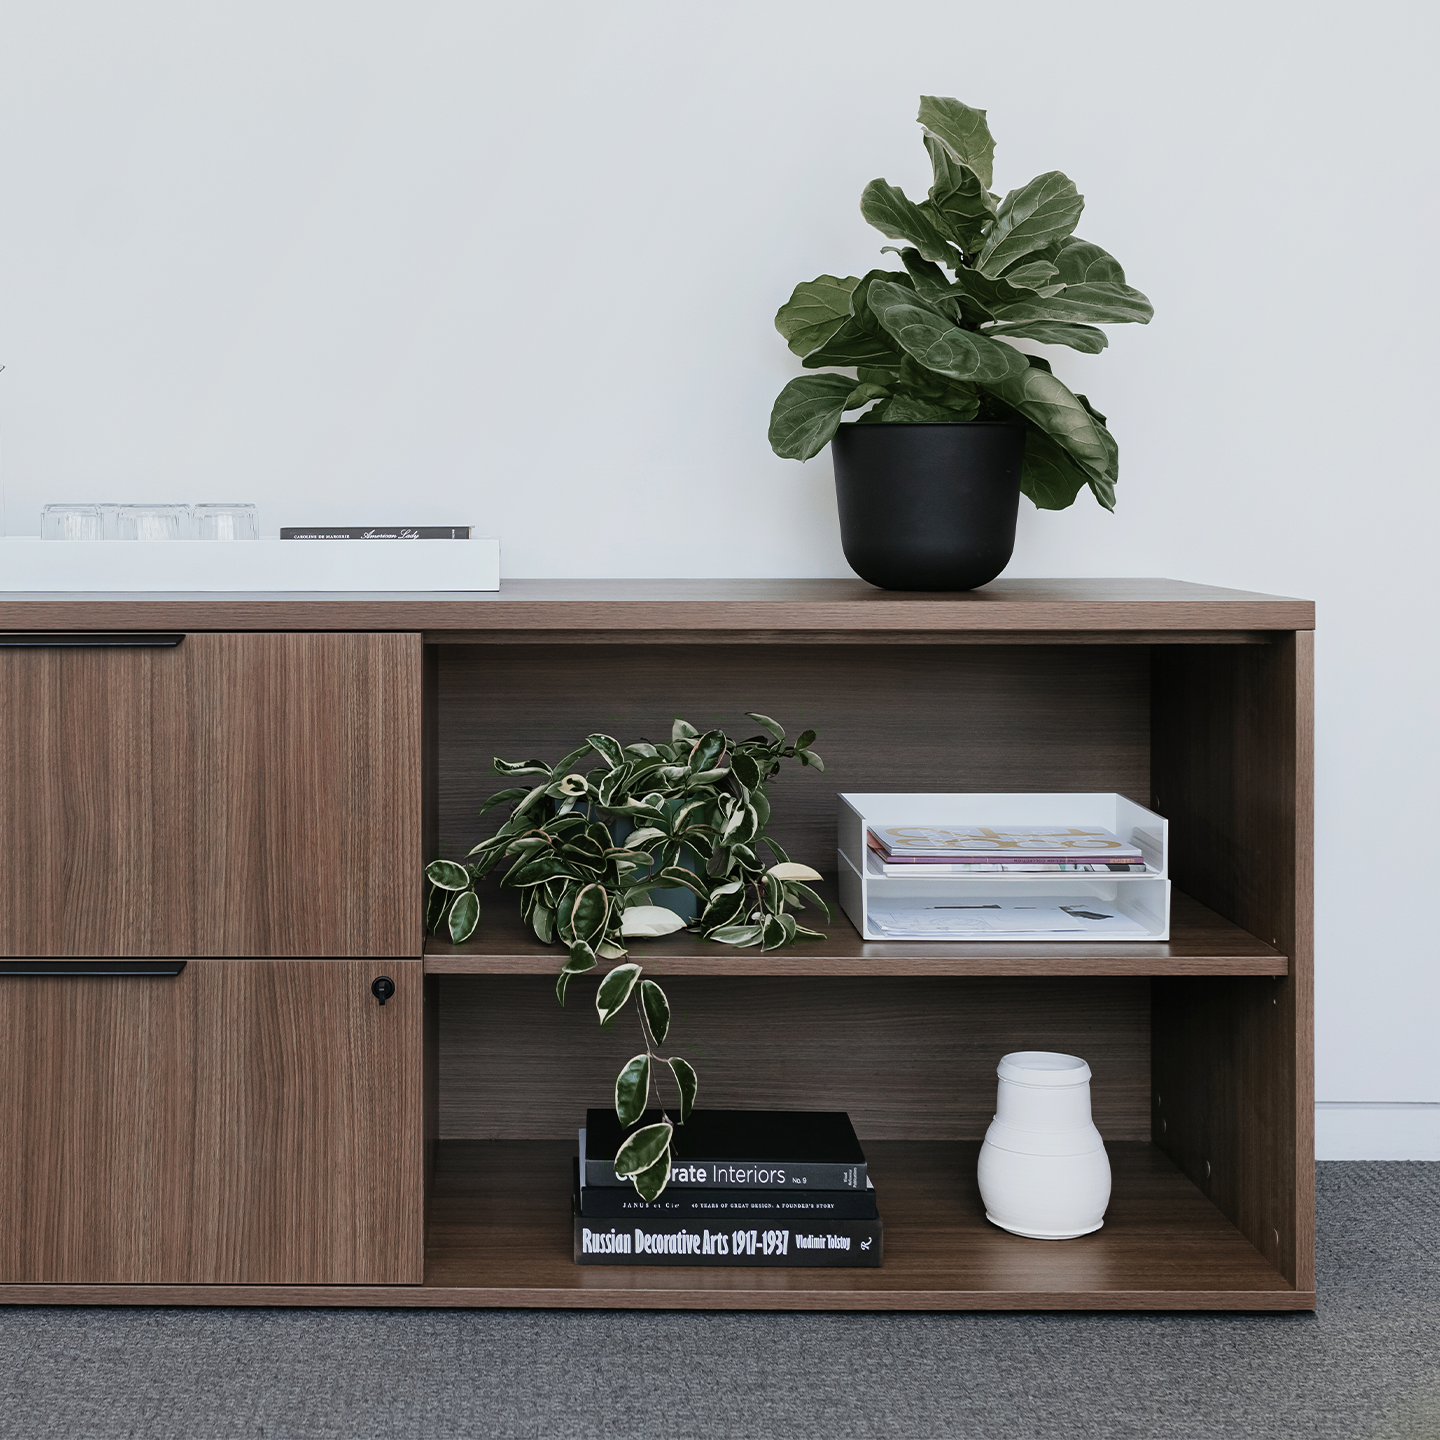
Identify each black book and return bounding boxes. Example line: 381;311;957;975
573;1175;882;1268
582;1109;867;1190
279;526;471;540
575;1159;878;1220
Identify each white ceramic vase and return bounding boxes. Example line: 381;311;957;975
977;1051;1111;1240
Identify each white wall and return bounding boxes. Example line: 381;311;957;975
1;0;1434;1154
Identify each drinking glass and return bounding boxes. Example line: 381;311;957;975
116;504;190;541
41;504;103;540
96;503;130;539
193;503;258;541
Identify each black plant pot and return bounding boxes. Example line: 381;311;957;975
831;421;1024;591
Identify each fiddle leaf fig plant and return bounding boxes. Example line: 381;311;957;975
424;712;830;1198
768;95;1153;512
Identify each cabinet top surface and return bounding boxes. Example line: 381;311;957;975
0;577;1313;633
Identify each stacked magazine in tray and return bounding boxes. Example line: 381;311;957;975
574;1109;882;1266
838;793;1172;941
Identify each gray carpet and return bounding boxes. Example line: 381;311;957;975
1;1163;1436;1440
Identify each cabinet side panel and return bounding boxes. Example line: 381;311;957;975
1150;636;1312;1288
187;633;423;957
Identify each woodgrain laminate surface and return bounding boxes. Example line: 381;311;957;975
0;1137;1307;1309
0;960;424;1284
426;886;1285;977
0;632;421;956
421;1139;1303;1308
435;643;1152;868
436;975;1151;1142
0;578;1314;634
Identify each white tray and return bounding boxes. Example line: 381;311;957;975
0;536;500;592
837;792;1170;942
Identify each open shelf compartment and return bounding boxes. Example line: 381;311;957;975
419;622;1313;1312
422;1139;1305;1309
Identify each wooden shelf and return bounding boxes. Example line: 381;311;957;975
418;1139;1306;1310
425;886;1286;978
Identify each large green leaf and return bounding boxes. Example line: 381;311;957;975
801;269;909;370
508;854;582;887
493;758;552;777
669;1056;697;1123
745;712;785;741
614;1053;650;1127
917;95;995;188
426;860;471;891
708;922;764;946
596;961;642;1024
774;274;860;357
945;263;1060;326
989;280;1154;326
477;785;533;816
628;1144;672;1200
1018;423;1092;510
887;354;980;419
884;247;952;303
640;979;670;1045
447;890;479;944
859;179;961;268
585;733;625;769
1050;236;1126;286
982;320;1108;353
980;361;1118;510
767;375;852;461
883;395;976;422
868;282;1031;385
768;375;889;461
977;172;1085;278
1002;259;1062;291
614;1118;673;1178
923;140;996;256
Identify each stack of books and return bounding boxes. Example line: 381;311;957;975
574;1109;882;1267
866;824;1151;875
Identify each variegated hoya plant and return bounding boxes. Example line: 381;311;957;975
769;95;1153;512
425;713;828;1197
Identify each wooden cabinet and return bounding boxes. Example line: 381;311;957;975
0;581;1315;1311
0;632;422;957
0;959;424;1284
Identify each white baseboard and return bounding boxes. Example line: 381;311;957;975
1315;1103;1440;1160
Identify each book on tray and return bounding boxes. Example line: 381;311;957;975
573;1109;882;1267
279;526;471;540
867;824;1150;875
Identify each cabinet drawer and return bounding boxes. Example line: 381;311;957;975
0;632;422;956
0;959;423;1284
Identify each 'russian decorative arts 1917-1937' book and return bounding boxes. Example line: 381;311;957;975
574;1185;883;1266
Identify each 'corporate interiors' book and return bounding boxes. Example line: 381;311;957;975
574;1159;878;1220
582;1109;868;1190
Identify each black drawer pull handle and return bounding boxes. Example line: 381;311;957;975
0;633;185;648
0;960;188;976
